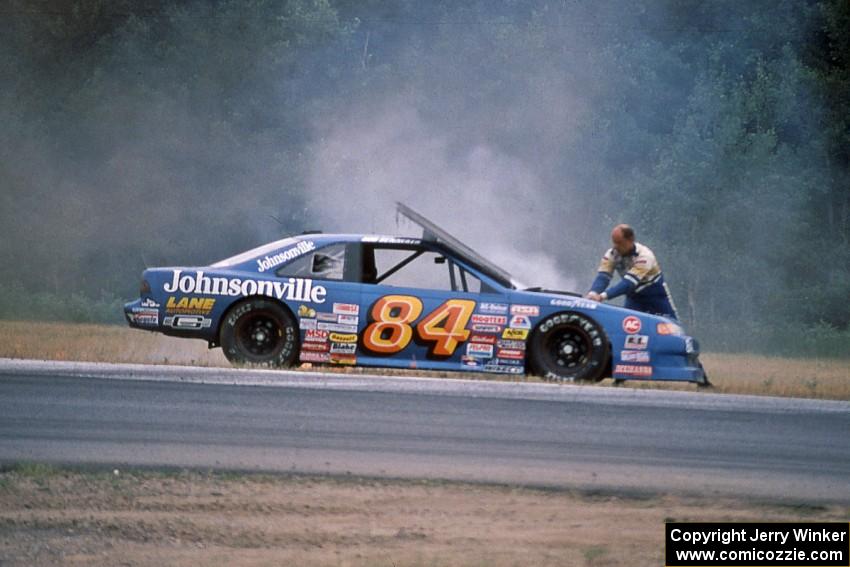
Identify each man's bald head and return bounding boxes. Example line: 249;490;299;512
611;224;635;255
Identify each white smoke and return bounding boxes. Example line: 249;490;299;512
306;98;577;290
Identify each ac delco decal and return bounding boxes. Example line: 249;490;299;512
471;314;507;326
614;364;652;377
622;316;642;334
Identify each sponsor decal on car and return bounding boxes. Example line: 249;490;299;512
337;314;359;326
330;354;357;365
163;315;212;330
509;315;531;330
461;355;481;367
333;302;360;315
304;329;329;342
330;342;357;354
140;298;160;308
300;317;317;330
317;322;359;333
329;332;358;343
622;316;642;334
361;236;420;245
317;312;338;322
620;350;650;363
484;364;524;374
255;240;316;272
299;305;316;318
497;348;524;360
479;302;508;314
624;334;649;349
466;343;494;358
472;324;502;334
166;296;215;315
510;305;539;316
164;270;327;303
469;335;496;345
497;339;526;350
494;358;524;366
614;364;652;377
549;298;598;310
502;328;529;340
300;351;329;363
130;309;158;326
471;314;507;326
301;341;330;352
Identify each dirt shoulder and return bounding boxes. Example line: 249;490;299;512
1;465;847;567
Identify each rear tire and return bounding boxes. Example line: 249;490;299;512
220;299;299;367
529;312;609;382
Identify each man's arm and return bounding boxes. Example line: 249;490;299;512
586;250;615;299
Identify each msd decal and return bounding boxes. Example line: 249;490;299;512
164;270;327;303
614;364;652;377
622;316;642;334
255;240;316;272
304;329;329;342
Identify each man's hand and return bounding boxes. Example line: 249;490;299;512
585;291;602;301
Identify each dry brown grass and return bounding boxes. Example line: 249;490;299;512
1;320;848;400
1;466;846;567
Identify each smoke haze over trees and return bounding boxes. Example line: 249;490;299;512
1;0;848;354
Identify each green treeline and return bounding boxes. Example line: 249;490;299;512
1;0;848;355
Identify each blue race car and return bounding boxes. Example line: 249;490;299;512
125;204;707;384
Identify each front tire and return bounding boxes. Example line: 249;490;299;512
528;312;609;382
220;299;299;367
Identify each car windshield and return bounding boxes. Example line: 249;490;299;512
211;237;300;268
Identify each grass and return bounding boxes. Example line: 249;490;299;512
0;320;848;400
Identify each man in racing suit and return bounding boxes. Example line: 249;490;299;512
585;224;679;319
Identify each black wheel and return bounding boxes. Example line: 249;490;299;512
528;312;609;382
220;299;299;367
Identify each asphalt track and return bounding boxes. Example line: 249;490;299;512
1;359;848;503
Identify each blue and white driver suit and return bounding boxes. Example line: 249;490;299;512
589;242;679;320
